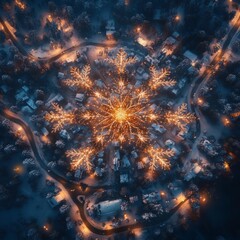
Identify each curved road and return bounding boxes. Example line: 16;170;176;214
0;16;118;65
188;13;240;136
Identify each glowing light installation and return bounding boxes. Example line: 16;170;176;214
146;147;174;171
106;48;137;74
66;147;94;171
66;65;92;89
165;104;196;132
149;66;176;90
15;0;26;10
81;87;155;146
45;49;195;172
45;103;75;132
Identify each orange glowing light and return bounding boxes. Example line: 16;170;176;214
136;27;141;33
222;116;230;126
107;48;137;74
200;193;208;205
48;15;53;22
114;107;128;122
125;0;130;6
224;161;230;172
45;103;75;132
197;98;204;105
200;195;207;204
165;104;195;131
66;65;92;89
43;226;48;231
176;193;186;204
43;225;50;231
41;135;50;144
66;147;95;171
146;147;174;171
149;66;176;90
13;165;23;174
160;191;166;197
231;111;240;118
175;15;180;21
15;0;26;10
137;37;149;47
81;88;154;145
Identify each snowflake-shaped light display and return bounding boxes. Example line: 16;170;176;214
45;49;195;172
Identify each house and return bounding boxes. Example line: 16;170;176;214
16;90;29;103
165;139;175;148
96;199;122;216
75;93;85;102
94;167;105;177
145;55;158;65
113;157;120;171
152;124;166;134
27;99;37;110
41;127;49;136
122;155;130;168
58;72;64;79
131;150;138;159
164;36;176;46
184;50;198;63
21;106;33;113
60;130;70;140
98;151;104;158
120;173;129;183
74;169;83;179
22;86;29;92
106;20;116;40
135;67;148;82
48;192;65;208
137;67;144;75
129;196;138;203
0;85;10;94
171;88;179;95
46;94;64;107
137;161;144;170
202;53;211;66
162;36;180;55
178;78;187;89
172;32;180;40
143;192;161;204
115;150;120;160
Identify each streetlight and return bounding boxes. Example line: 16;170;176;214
175;15;180;22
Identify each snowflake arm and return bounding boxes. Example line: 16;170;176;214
45;103;75;132
66;147;95;171
149;66;176;90
65;65;92;89
165;103;195;131
147;146;174;171
107;48;137;74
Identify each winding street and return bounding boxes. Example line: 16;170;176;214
185;12;240;163
0;16;118;65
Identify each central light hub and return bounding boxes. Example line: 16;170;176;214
115;107;127;122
